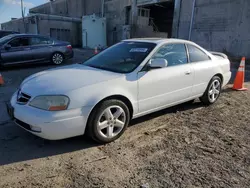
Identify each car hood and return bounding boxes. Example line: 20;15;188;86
21;64;122;96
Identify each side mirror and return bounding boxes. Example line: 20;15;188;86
4;44;11;50
149;58;168;69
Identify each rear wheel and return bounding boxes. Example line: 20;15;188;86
86;99;130;143
51;53;64;65
200;76;222;105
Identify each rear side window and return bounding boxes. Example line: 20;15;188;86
152;43;188;67
187;44;210;62
30;37;51;45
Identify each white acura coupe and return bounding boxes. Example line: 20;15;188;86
8;38;231;143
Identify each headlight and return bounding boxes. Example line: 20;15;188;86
29;95;69;111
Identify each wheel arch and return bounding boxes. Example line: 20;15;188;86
213;73;223;85
87;94;134;122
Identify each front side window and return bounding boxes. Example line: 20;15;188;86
83;42;156;73
152;43;188;67
8;37;29;47
187;44;210;62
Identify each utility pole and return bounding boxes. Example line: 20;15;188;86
131;0;138;37
21;0;26;33
101;0;105;18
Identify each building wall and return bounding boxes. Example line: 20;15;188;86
104;0;132;45
37;17;81;46
1;17;38;34
84;0;102;16
29;0;102;17
104;0;173;45
178;0;250;59
1;15;81;46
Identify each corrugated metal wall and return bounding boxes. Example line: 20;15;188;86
178;0;250;59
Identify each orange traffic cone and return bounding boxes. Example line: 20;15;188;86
0;73;4;86
94;47;98;55
232;57;248;91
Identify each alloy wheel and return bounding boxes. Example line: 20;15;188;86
208;79;221;103
97;105;126;139
52;53;63;65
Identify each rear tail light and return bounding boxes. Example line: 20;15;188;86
67;45;72;50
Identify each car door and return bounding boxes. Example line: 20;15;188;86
30;36;53;62
1;37;33;64
137;43;194;113
186;44;214;96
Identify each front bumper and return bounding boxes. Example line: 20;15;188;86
9;91;91;140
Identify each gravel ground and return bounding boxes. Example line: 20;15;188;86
0;51;250;187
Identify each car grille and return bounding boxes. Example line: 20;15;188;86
17;90;31;104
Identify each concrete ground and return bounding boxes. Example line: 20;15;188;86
0;50;250;187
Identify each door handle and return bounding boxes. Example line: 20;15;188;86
24;48;31;50
185;71;191;75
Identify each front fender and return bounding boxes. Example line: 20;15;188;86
66;76;138;115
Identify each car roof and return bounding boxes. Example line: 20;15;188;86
7;34;49;38
123;38;195;45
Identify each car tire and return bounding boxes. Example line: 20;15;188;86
200;76;222;105
86;99;130;144
51;53;64;65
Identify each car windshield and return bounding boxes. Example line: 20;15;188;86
82;42;156;73
0;35;13;45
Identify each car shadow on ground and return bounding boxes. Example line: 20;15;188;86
130;100;204;126
0;101;204;166
0;128;100;166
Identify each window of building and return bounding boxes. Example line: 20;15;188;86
125;6;131;25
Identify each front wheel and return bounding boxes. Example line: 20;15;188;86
200;76;222;105
86;99;130;143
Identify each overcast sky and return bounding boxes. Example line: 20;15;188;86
0;0;49;24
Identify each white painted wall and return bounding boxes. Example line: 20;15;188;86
82;15;107;49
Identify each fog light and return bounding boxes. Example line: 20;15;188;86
30;126;41;133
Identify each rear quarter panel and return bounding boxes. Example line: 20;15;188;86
52;42;72;58
192;56;230;96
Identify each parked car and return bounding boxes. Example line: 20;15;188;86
0;34;73;66
7;38;231;143
0;30;19;38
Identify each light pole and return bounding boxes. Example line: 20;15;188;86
21;0;26;33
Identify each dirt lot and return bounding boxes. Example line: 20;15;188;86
0;51;250;187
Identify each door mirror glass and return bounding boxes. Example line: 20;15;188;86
4;44;11;50
149;58;168;69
